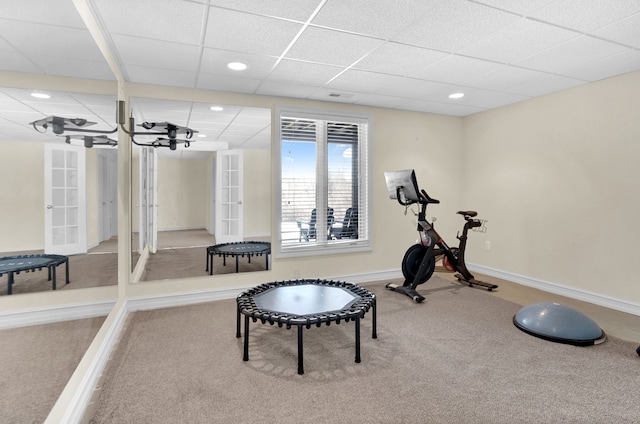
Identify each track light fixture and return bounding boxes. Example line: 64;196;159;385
29;101;198;150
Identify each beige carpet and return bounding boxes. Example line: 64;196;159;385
85;277;640;423
0;317;105;424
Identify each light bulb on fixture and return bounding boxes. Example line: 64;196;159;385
448;92;464;99
210;106;224;111
31;91;51;99
227;62;247;71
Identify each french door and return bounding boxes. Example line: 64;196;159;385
44;143;87;255
215;150;243;244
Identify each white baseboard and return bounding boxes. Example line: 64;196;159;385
0;300;115;330
326;269;403;285
467;263;640;317
127;286;252;312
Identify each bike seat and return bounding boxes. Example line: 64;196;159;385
457;210;477;217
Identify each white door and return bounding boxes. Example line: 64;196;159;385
98;150;117;242
44;143;87;255
215;150;243;243
139;147;158;253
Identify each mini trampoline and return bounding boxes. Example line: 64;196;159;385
0;254;69;295
513;302;606;346
206;241;270;274
236;279;377;375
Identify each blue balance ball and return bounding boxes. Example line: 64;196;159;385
513;302;606;346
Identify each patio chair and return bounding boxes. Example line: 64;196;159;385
330;207;358;239
297;207;335;241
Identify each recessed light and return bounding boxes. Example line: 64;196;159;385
31;91;51;99
449;92;464;99
210;106;224;112
197;134;207;138
227;62;247;71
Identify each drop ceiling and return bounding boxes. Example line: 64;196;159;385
1;0;639;152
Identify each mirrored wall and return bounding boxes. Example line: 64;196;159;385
0;87;119;297
128;97;272;282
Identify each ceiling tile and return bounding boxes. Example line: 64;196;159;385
208;0;322;22
458;18;580;64
285;26;384;67
500;73;585;97
126;65;197;88
307;88;368;104
205;8;303;56
196;72;262;93
528;0;640;32
373;77;449;99
29;56;115;81
0;0;86;28
410;55;503;85
0;19;105;61
354;94;408;109
200;49;278;80
112;35;200;71
311;0;441;38
426;86;529;109
593;12;640;49
470;0;558;16
254;81;321;99
558;49;640;82
395;98;450;114
325;69;404;93
392;0;520;52
514;35;629;75
93;0;205;45
353;42;449;76
267;59;342;86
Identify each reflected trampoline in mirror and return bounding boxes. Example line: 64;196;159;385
0;87;119;296
129;98;272;282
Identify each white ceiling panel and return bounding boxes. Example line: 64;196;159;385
285;26;384;66
593;12;640;49
392;0;520;52
267;59;342;86
0;0;86;28
112;35;200;71
528;0;640;32
458;18;580;64
514;35;630;75
200;49;278;80
126;65;197;88
325;70;405;93
92;0;205;45
411;55;504;85
311;0;441;38
208;0;323;22
354;43;449;76
204;8;303;56
470;0;558;16
254;81;321;99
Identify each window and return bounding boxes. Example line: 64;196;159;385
275;106;371;257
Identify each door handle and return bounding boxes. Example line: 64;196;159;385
46;205;53;209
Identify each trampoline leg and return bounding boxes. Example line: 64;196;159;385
355;316;361;363
205;251;209;273
235;256;239;273
372;298;377;339
65;260;69;284
266;254;269;270
8;272;14;295
51;267;57;290
236;306;241;338
243;315;250;361
297;326;304;375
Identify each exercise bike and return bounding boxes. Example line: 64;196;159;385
384;170;498;303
